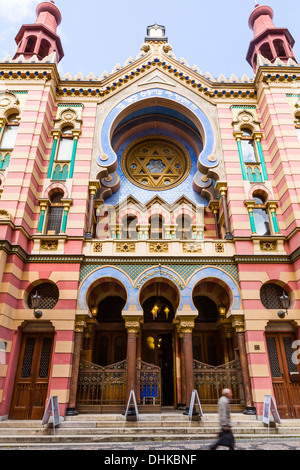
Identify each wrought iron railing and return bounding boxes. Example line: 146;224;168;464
76;358;161;412
193;357;246;405
76;359;127;412
136;360;161;406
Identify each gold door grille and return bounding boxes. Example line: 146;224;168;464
122;136;191;190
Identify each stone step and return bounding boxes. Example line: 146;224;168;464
0;413;298;447
0;429;298;447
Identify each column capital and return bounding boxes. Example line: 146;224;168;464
176;312;198;333
266;200;279;211
123;313;143;334
233;131;243;141
244;199;256;211
62;198;73;210
209;199;219;213
75;318;87;333
72;129;82;139
231;315;245;333
88;180;100;195
38;198;50;210
0;116;7;127
215;181;228;196
253;131;264;141
51;129;61;139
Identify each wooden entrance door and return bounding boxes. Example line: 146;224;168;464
143;332;174;406
266;332;300;418
10;333;54;420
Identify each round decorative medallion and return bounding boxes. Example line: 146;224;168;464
122;136;191;190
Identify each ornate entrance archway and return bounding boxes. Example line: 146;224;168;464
139;276;179;407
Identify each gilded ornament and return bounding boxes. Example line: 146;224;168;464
260;241;277;251
149;242;169;253
116;242;136;253
93;242;103;253
40;240;58;251
122;136;191;191
183;243;203;253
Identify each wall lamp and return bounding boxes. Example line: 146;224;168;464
31;291;43;319
277;291;290;319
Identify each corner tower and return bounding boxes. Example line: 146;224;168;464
13;0;64;62
246;3;297;72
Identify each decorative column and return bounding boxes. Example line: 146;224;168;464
254;131;268;181
216;182;233;240
61;198;72;233
267;201;280;234
177;314;197;411
175;321;186;408
232;315;256;415
245;200;256;234
0;116;6;136
66;316;87;416
137;224;149;240
47;130;60;179
234;131;247;180
209;200;220;239
37;199;49;233
85;180;100;239
69;130;81;179
123;314;143;416
191;224;204;240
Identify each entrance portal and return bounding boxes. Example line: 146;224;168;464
10;331;54;420
140;277;179;408
143;332;174;406
266;331;300;418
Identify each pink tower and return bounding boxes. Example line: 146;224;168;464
246;3;297;72
14;0;64;62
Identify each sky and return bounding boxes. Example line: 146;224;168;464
0;0;299;79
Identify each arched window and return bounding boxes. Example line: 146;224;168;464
46;191;64;234
253;195;271;236
273;39;286;58
25;36;37;54
149;214;164;239
176;214;192;240
260;283;289;309
56;126;73;162
260;42;273;61
122;215;138;239
240;128;256;162
0;113;19;150
38;38;51;58
28;282;59;310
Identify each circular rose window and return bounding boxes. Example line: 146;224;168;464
122;136;191;190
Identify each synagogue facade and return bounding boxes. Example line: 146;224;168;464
0;1;300;421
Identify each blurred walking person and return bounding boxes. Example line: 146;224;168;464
209;388;235;450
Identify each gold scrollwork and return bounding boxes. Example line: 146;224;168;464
122;136;191;191
183;242;203;253
116;242;136;253
260;241;277;251
93;242;103;253
149;242;169;253
40;240;58;251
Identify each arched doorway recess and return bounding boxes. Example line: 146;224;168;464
139;277;179;407
191;280;246;411
76;277;129;413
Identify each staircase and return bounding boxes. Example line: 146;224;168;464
0;410;300;448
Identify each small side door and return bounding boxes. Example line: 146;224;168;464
10;333;54;420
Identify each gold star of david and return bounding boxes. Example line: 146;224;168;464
122;136;191;190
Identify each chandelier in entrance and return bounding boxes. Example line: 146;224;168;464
151;266;170;320
151;301;170;320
